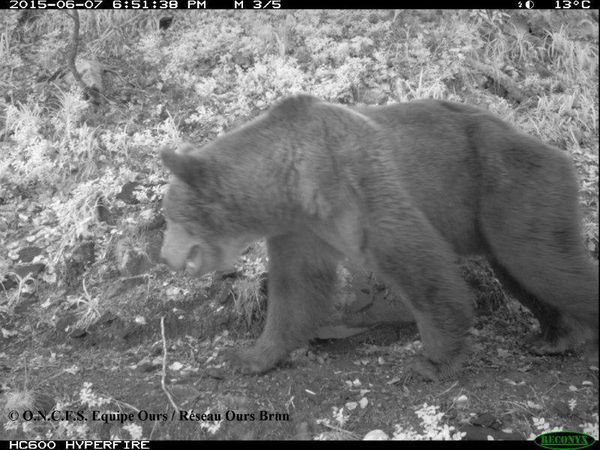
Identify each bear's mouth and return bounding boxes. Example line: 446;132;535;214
185;245;201;272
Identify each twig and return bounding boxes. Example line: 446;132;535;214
435;380;459;398
469;59;525;104
160;316;180;413
103;67;143;90
113;398;141;413
317;421;360;439
66;10;88;93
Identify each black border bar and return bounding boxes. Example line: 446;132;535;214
3;0;599;9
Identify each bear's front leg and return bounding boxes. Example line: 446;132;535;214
231;232;339;374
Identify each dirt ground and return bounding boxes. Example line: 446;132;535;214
1;284;598;441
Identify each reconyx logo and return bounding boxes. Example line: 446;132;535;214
534;431;597;450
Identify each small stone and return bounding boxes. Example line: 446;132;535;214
363;429;389;440
456;394;468;408
206;367;226;380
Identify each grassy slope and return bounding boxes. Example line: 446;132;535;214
0;10;598;440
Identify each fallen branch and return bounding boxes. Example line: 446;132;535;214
66;11;88;93
160;316;180;413
469;59;525;104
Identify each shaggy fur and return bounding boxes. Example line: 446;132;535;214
160;95;598;380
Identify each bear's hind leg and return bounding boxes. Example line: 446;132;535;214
489;260;587;355
480;158;598;356
485;252;598;356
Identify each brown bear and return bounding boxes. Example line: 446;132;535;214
159;95;598;380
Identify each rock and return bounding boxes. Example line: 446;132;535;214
363;429;389;440
150;342;163;356
17;246;42;263
116;181;142;204
294;421;313;440
552;400;571;417
460;424;522;440
13;263;45;279
64;241;95;287
472;412;502;430
0;276;16;290
69;328;87;339
71;241;95;267
455;394;469;409
137;359;160;373
96;198;113;224
206;367;226;380
115;240;152;276
159;16;173;30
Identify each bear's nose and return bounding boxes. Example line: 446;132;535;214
159;248;176;269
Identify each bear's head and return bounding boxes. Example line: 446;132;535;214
159;145;249;277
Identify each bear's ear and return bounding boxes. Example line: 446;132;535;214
161;146;206;188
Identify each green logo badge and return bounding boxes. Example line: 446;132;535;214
534;431;597;450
